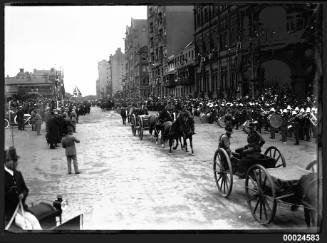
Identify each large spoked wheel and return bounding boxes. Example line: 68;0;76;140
245;164;277;225
5;119;9;128
264;146;286;168
213;148;233;198
306;160;317;174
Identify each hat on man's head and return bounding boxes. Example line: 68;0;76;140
5;146;20;161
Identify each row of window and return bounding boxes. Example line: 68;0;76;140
195;5;229;28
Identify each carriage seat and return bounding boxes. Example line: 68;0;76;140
28;202;61;228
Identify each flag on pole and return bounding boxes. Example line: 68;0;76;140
73;86;82;97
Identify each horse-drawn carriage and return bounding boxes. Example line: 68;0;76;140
213;146;319;226
130;108;149;137
136;114;152;140
6;195;83;231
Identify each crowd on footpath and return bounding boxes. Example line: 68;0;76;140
4;98;93;230
113;86;318;146
5;96;93;175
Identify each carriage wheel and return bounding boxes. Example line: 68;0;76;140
139;126;143;140
245;164;277;224
4;119;9;128
306;160;317;174
264;146;286;168
213;148;233;198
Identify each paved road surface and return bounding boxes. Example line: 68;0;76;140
5;107;317;230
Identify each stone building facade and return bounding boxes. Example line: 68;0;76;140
194;4;321;99
97;60;111;98
147;6;194;97
124;18;149;99
110;48;126;97
5;68;65;99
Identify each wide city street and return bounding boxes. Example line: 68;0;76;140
5;107;317;230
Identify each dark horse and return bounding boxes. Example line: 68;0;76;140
180;112;194;154
159;115;185;153
120;107;128;125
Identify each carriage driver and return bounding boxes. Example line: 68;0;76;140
158;104;173;124
180;104;196;135
235;121;265;159
218;126;233;156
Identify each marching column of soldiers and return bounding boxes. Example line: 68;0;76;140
114;87;318;147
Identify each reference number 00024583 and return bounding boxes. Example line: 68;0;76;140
283;234;320;242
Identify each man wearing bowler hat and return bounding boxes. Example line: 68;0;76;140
4;147;42;230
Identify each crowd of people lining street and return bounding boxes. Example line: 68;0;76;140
5;85;318;230
112;86;318;146
5;96;93;229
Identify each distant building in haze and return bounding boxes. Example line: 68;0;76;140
97;60;111;98
110;48;126;97
124;18;149;99
5;68;65;99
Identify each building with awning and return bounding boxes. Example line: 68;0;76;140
5;68;65;99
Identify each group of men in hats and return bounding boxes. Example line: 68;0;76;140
218;121;265;178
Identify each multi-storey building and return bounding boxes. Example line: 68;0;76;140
194;4;321;99
147;6;194;97
124;18;149;99
164;41;196;97
96;79;100;98
5;68;65;99
97;60;111;98
110;48;126;96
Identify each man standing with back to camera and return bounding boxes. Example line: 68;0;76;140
61;127;81;175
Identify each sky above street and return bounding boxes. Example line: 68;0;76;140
5;6;147;96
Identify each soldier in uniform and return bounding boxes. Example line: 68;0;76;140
235;121;265;158
290;110;300;145
158;105;173;125
298;108;305;141
303;107;311;141
235;121;265;178
267;107;276;139
180;104;196;134
280;109;288;142
224;109;233;128
218;126;233;156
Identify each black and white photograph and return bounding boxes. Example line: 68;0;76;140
3;3;323;233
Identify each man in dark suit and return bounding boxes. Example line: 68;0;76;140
46;111;60;149
4;147;42;230
16;106;25;130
